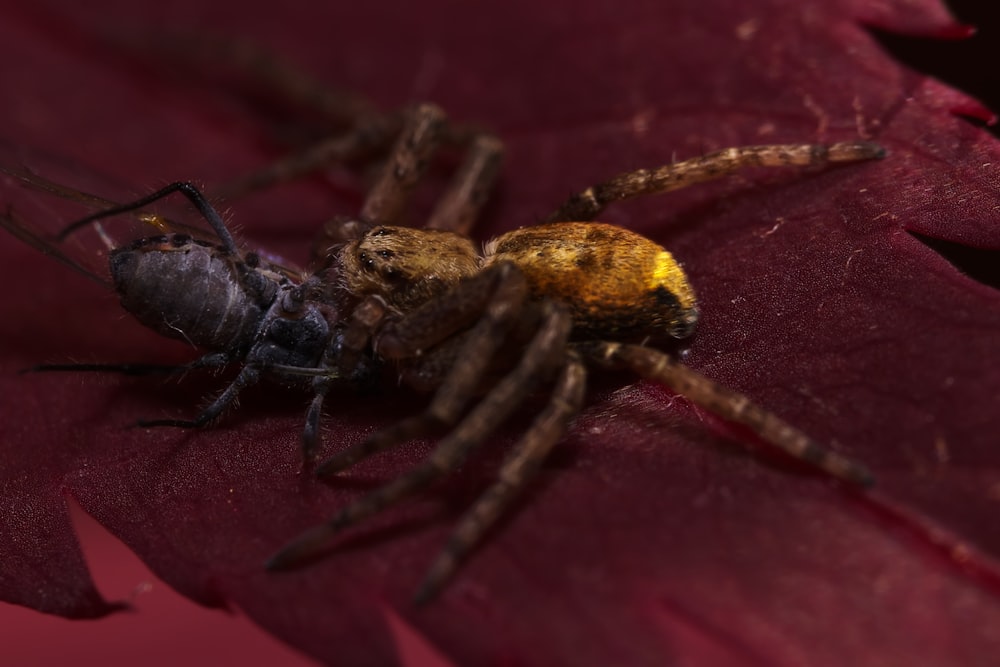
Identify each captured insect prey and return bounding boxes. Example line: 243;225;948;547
1;101;884;603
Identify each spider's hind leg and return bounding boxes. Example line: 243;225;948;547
546;141;885;223
580;341;874;487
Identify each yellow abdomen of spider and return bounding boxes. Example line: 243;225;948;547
483;222;698;339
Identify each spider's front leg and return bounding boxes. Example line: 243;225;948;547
316;261;531;475
312;104;504;257
135;31;402;200
267;269;577;588
580;341;874;486
308;102;449;256
424;133;504;236
151;34;488;201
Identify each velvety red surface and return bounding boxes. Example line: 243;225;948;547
1;1;999;665
0;502;318;665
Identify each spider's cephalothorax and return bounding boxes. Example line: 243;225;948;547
261;104;884;603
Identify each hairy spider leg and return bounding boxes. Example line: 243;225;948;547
194;38;372;123
358;103;447;226
310;103;449;251
267;299;573;573
314;117;503;262
547;141;886;222
425;133;505;236
152;36;503;234
413;351;587;604
128;34;485;199
112;32;396;200
580;341;874;486
316;262;530;476
121;31;379;125
214;127;398;199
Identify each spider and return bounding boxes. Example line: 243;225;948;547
256;103;884;603
2;98;883;605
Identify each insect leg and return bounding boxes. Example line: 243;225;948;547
28;352;231;377
316;262;529;476
300;377;330;462
139;364;260;429
268;301;573;573
424;133;505;236
546;141;886;222
414;351;587;604
57;182;240;255
580;342;874;486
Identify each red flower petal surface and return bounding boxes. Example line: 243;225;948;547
1;1;999;665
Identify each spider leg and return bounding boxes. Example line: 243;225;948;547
546;141;886;222
138;364;261;430
120;33;393;201
581;342;873;486
186;34;399;200
115;31;379;126
414;351;587;604
212;130;395;200
214;99;441;205
425;133;505;236
136;32;483;146
308;103;448;255
358;103;446;226
317;262;529;475
267;301;573;572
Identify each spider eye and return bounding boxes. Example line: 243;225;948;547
378;249;394;259
358;251;375;270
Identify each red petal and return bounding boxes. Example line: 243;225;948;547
2;1;999;665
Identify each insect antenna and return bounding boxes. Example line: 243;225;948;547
26;352;232;377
